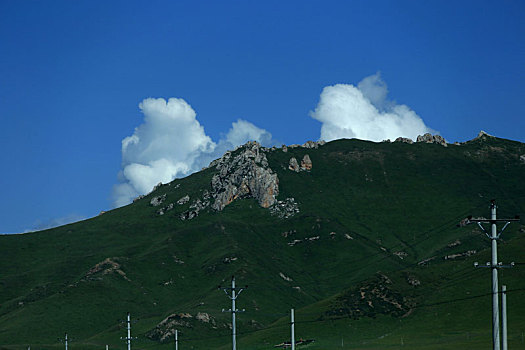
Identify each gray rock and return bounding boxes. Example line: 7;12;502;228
288;157;300;172
394;137;413;144
210;141;279;211
302;141;318;149
270;197;299;219
300;154;312;171
177;195;190;205
150;194;166;206
432;135;447;146
475;130;494;140
520;155;525;164
416;133;434;143
416;133;447;147
133;195;145;203
282;145;288;153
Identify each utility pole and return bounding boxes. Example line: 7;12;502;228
127;312;131;350
175;329;178;350
291;309;295;350
502;285;508;350
58;333;69;350
219;276;247;350
120;312;137;350
471;200;519;350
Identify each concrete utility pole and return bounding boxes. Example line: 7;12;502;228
175;329;178;350
219;276;247;350
471;200;519;350
502;285;508;350
120;312;136;350
58;333;68;350
291;309;295;350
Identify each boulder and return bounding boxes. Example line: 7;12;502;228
150;194;166;207
394;137;413;144
416;133;447;147
300;154;312;171
288;157;300;172
177;195;190;205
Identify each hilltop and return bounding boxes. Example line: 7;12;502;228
0;132;524;350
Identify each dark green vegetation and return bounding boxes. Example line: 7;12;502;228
1;135;525;350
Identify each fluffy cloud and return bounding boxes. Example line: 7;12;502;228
113;98;276;207
310;73;433;142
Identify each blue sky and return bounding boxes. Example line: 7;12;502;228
1;0;524;233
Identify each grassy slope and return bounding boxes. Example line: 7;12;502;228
0;136;524;349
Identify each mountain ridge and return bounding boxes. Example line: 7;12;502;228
1;133;524;349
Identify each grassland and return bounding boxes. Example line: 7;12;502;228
1;136;524;349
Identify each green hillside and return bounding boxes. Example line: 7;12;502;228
1;134;524;350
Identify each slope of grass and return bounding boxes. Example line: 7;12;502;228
0;136;524;349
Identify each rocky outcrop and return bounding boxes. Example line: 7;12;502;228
289;154;312;172
288;157;300;172
302;140;326;149
210;141;279;211
474;130;494;140
269;197;299;219
443;250;476;260
394;137;413;144
150;194;166;206
178;142;280;220
416;133;447;147
300;154;312;171
146;313;193;342
177;195;190;205
279;272;293;281
147;312;220;342
406;275;421;287
157;203;174;216
83;258;129;282
327;274;414;320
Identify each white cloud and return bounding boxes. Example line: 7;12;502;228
224;119;274;147
113;98;276;207
310;73;434;142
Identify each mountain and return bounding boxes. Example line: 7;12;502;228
1;132;524;350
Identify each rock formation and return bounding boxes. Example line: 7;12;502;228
210;141;279;210
269;197;299;218
150;194;166;206
394;137;414;144
474;130;494;140
300;154;312;171
288;157;299;172
178;141;281;220
177;195;190;205
416;133;447;147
